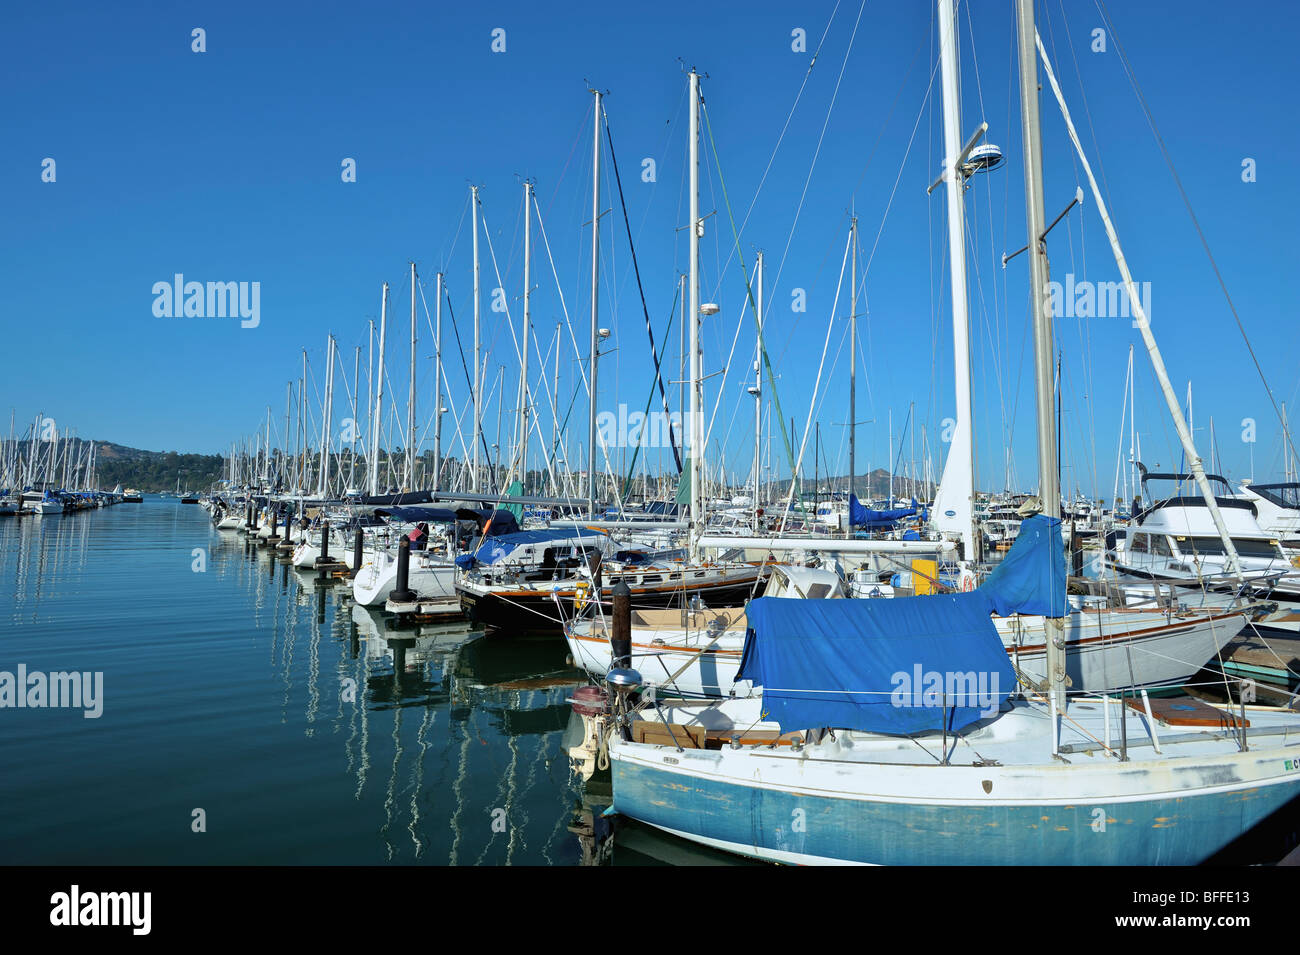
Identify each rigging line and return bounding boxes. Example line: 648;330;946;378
415;280;454;410
767;0;868;303
995;8;1016;488
924;15;938;495
516;364;562;495
1093;0;1300;472
891;402;913;488
964;194;1008;459
478;209;528;384
543;99;595;219
776;225;853;536
532;193;591;401
1060;0;1118;229
713;0;846;284
797;318;852;480
640;83;687;263
699;98;796;479
619;283;683;496
959;0;987;120
492;200;615;504
862;53;943;278
440;284;495;472
767;207;847;379
850;23;931;311
960;1;1013;486
440;191;472;275
602;106;683;472
1043;4;1101;503
435;272;558;478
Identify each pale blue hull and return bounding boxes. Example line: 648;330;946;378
613;759;1300;865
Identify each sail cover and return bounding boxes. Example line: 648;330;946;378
454;527;604;569
737;593;1016;735
848;494;919;527
375;506;460;524
980;514;1067;618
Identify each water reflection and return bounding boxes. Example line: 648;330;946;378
215;523;601;864
0;501;750;865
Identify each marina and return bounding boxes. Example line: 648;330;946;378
5;0;1300;886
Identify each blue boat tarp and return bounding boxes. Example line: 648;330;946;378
848;494;920;528
456;527;606;569
737;593;1015;735
980;514;1067;618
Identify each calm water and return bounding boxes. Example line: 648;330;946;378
0;498;721;865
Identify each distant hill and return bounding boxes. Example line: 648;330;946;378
759;467;931;500
94;443;224;492
3;439;224;493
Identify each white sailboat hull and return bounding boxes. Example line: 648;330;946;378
609;697;1300;865
566;606;1247;698
351;549;456;607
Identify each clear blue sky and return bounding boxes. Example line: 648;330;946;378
3;0;1297;498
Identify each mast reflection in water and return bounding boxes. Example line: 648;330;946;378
0;499;614;865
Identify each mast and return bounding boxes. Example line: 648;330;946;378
849;215;858;505
520;180;532;493
1015;0;1066;713
815;423;821;517
366;319;374;488
318;335;336;498
264;407;271;487
553;322;561;495
909;401;916;500
587;89;602;518
679;273;686;443
1032;20;1243;582
1209;415;1218;475
1279;402;1289;480
494;364;504;487
472;185;482;493
351;346;360;490
369;283;388;496
931;0;978;560
753;250;764;532
407;261;417;490
688;69;704;559
284;381;292;489
1124;344;1134;506
298;351;307;491
433;271;444;492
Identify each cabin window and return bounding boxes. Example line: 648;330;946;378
1129;532;1149;553
1179;536;1283;560
641;575;661;584
806;583;832;599
1151;535;1172;557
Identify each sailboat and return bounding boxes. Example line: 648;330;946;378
1107;465;1300;635
1237;480;1300;550
590;2;1300;865
455;89;767;631
564;40;1248;699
